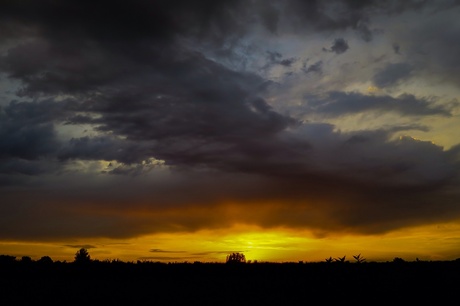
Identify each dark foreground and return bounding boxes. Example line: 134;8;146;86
1;259;460;305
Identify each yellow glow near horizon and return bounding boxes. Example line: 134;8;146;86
1;222;460;263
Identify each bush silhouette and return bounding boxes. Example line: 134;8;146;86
38;256;53;264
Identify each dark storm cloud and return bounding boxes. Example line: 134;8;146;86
323;38;349;55
281;0;430;41
282;0;369;33
1;0;460;241
373;63;413;88
0;100;62;160
0;0;247;42
304;91;452;117
1;123;459;240
0;0;298;171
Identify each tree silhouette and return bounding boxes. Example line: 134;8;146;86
74;248;91;264
226;252;246;264
353;254;366;263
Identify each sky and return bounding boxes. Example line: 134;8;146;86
1;0;460;263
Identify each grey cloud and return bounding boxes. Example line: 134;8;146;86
302;60;323;74
355;19;374;42
280;57;298;67
58;136;141;164
373;63;413;88
258;1;280;33
262;51;298;70
0;159;57;176
283;0;367;33
397;7;460;86
280;0;431;37
392;43;401;54
323;38;349;54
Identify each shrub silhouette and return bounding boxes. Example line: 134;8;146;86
226;252;246;264
74;248;91;264
392;257;406;264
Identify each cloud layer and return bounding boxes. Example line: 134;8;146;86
1;0;460;241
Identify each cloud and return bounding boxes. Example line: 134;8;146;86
302;60;323;74
391;6;460;86
392;43;401;54
323;38;349;54
192;251;246;256
65;245;97;249
373;63;413;88
1;121;459;240
304;91;452;117
0;100;63;161
280;58;298;67
150;249;187;253
0;0;460;243
138;256;197;261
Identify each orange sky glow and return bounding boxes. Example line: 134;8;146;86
2;221;460;263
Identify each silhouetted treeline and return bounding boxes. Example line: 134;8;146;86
1;255;460;305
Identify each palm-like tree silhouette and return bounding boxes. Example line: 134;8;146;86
353;254;366;263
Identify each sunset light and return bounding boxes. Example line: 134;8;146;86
1;0;460;266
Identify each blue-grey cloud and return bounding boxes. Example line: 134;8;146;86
304;91;451;117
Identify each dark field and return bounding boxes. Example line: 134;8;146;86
1;258;459;305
